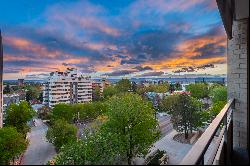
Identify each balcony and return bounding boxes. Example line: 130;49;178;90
180;0;248;165
180;98;249;165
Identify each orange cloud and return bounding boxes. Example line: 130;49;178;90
4;36;62;59
175;35;226;58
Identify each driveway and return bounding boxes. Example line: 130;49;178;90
134;130;192;165
21;118;56;165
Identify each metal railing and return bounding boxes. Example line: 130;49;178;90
180;98;235;165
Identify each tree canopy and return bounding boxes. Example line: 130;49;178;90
49;103;73;123
115;79;131;92
160;94;204;139
101;93;160;164
92;86;102;101
186;83;209;99
209;85;227;104
53;93;160;165
103;85;118;98
5;101;35;135
0;127;28;165
46;119;77;150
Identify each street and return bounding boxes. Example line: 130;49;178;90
21;118;56;165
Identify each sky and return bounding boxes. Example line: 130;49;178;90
0;0;227;80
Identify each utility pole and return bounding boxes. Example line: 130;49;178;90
0;29;3;128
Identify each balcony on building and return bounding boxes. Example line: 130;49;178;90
181;0;249;165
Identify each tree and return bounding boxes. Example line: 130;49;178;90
186;83;209;99
208;85;227;118
92;86;101;101
46;119;77;150
169;83;175;93
115;79;131;92
38;92;43;102
103;85;117;98
209;101;226;118
175;82;182;91
5;101;35;136
38;106;51;120
149;83;169;93
0;127;28;165
209;86;227;103
53;132;117;165
101;93;160;165
160;94;204;139
3;84;11;94
25;85;41;102
49;103;74;123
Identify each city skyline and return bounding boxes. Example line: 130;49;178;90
0;0;227;80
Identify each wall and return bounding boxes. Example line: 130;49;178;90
227;18;249;149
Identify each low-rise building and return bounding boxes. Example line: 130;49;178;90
3;93;22;123
43;68;92;107
92;79;111;95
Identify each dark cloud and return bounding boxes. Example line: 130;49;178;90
133;66;153;71
121;29;190;64
193;44;226;59
102;70;136;76
136;71;164;77
121;59;141;65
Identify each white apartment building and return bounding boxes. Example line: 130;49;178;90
43;68;92;107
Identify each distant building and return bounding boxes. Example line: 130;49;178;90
0;30;3;128
18;79;24;86
43;68;92;107
92;79;111;96
3;93;23;123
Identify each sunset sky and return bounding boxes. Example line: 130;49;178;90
0;0;227;80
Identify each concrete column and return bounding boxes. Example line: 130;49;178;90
227;19;249;149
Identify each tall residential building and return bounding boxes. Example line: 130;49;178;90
43;68;92;107
0;30;3;128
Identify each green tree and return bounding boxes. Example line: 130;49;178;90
209;86;227;103
46;119;77;150
160;94;203;139
92;86;101;101
186;83;209;99
150;83;169;93
38;92;43;102
25;85;41;102
175;82;182;91
115;79;131;92
209;101;226;117
53;131;117;165
5;101;35;136
208;85;227;118
49;103;74;123
0;127;28;165
103;85;117;98
102;93;160;165
3;84;11;94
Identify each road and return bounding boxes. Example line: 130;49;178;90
21;118;56;165
157;113;173;137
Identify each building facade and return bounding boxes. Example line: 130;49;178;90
43;68;92;107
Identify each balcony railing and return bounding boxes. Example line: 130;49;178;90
180;98;235;165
